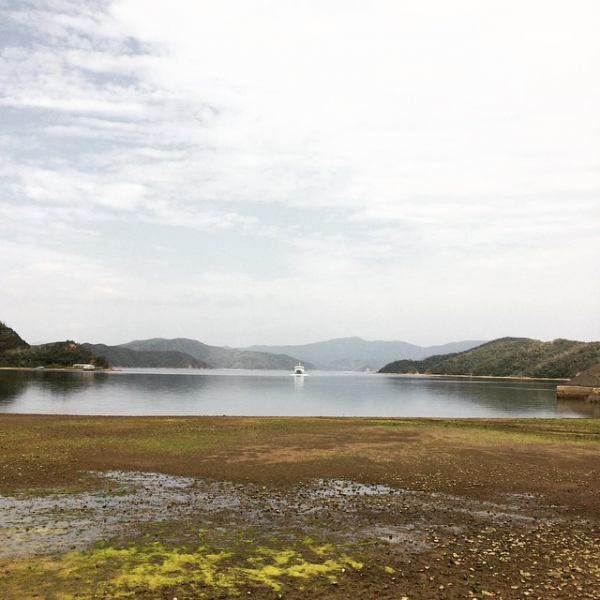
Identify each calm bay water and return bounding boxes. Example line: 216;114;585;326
0;368;594;418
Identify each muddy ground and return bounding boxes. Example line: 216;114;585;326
1;415;599;599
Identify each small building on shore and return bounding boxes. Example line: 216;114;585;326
557;363;600;402
73;363;96;371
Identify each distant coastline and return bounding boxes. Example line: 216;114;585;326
0;365;569;381
386;372;569;382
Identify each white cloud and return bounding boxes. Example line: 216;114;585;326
1;0;599;346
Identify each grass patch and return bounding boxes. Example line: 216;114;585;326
373;417;600;443
2;415;600;494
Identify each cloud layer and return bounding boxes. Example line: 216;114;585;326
1;0;599;346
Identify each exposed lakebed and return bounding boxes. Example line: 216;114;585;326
0;470;570;560
2;415;600;599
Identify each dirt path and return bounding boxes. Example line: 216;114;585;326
1;415;599;599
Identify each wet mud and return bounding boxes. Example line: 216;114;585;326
2;471;599;599
1;415;600;598
0;471;552;559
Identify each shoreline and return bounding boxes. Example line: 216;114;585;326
0;366;114;372
1;415;599;599
384;371;569;381
0;365;568;381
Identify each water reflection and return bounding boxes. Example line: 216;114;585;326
0;369;582;418
30;370;110;396
0;369;110;410
557;399;600;418
0;370;29;404
382;376;563;417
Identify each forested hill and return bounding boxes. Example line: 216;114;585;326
379;337;600;379
82;343;209;369
0;321;108;368
0;321;29;353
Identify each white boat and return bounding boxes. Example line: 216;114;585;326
294;363;305;375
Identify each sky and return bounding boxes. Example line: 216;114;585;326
1;0;599;348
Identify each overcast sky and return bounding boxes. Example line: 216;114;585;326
1;0;599;348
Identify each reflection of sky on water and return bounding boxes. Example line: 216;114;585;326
0;369;585;418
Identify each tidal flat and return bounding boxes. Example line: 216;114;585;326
1;415;599;599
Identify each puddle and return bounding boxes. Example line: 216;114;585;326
0;471;242;559
312;479;395;497
0;472;563;560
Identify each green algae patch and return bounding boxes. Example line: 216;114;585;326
239;543;363;591
0;532;363;600
103;543;233;594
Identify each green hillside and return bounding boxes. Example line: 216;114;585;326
379;337;600;379
0;321;108;369
82;343;209;369
0;321;29;354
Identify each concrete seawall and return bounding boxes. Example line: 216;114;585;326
557;385;599;401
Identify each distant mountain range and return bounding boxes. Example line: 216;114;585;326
3;318;600;378
379;337;600;379
83;336;486;370
83;338;309;370
241;337;486;371
4;319;486;371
